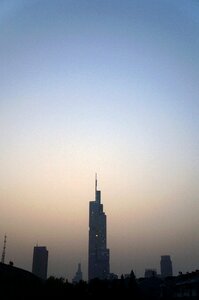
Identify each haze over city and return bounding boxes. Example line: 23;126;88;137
0;0;199;281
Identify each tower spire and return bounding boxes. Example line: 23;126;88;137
95;173;97;193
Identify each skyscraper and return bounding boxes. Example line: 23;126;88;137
32;246;48;280
88;175;110;280
160;255;173;278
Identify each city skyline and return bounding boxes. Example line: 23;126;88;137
0;178;195;281
0;0;199;281
1;184;175;281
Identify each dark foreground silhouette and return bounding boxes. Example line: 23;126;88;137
0;263;199;299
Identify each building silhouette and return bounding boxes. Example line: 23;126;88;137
145;268;157;278
0;262;42;298
160;255;173;278
72;263;83;283
88;175;110;280
32;246;48;280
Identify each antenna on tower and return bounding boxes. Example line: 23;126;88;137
1;234;7;264
95;173;97;193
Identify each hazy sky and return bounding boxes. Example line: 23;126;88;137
1;0;199;281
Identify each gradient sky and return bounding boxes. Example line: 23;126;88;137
0;0;199;281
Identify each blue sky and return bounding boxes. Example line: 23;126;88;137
0;0;199;280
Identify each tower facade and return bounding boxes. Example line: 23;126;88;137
32;246;48;280
160;255;173;278
88;176;110;280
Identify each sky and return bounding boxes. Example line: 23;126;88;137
0;0;199;281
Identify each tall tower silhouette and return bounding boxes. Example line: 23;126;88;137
160;255;173;278
32;245;48;280
72;263;83;283
88;175;110;280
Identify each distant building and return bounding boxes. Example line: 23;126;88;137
107;272;118;280
145;269;157;278
72;263;83;283
88;175;110;280
160;255;173;278
32;246;48;280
